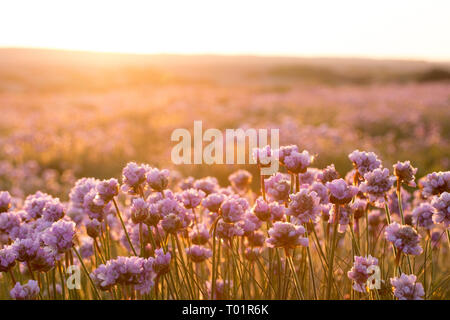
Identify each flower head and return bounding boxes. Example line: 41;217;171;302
431;192;450;228
121;162;149;195
96;178;119;202
393;161;417;187
42;220;76;254
385;222;422;255
348;150;382;176
390;274;424;300
284;150;313;174
228;170;252;193
181;188;205;209
202;193;225;213
326;179;359;205
0;245;17;272
252;197;271;221
42;198;65;222
10;280;40;300
421;171;450;198
0;191;12;213
130;198;149;224
287;189;321;224
194;177;219;195
318;164;340;184
266;222;308;249
347;255;379;293
220;197;247;223
186;245;212;263
360;168;395;207
412;203;435;229
265;173;291;203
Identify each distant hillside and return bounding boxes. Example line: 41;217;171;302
0;48;449;92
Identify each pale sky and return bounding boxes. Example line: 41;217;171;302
1;0;449;61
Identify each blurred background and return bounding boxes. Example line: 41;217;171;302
0;0;449;199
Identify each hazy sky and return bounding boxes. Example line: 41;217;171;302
1;0;449;61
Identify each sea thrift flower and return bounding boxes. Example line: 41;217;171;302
160;213;183;234
144;203;162;226
252;197;271;221
85;219;101;238
298;168;320;186
216;220;244;239
83;189;105;220
30;246;56;272
121;162;148;194
10;280;40;300
387;188;411;216
0;246;17;272
228;170;252;193
284;150;313;174
130;198;149;224
318;164;340;183
194;177;219;195
23;191;53;219
276;145;299;165
412;203;435;229
287;190;321;223
96;178;119;202
12;238;40;262
347;255;379;293
202;193;225;213
385;222;422;255
239;212;263;235
390;274;424;300
181;188;205;209
220;197;247;223
265;173;291;203
252;145;274;167
189;224;210;245
421;171;450;198
431;192;450;227
266;222;308;249
151;248;171;275
269;201;286;221
42;198;65;222
348;150;382;176
326;179;359;205
146;168;169;192
360;168;395;206
178;177;195;190
0;191;12;213
350;199;367;220
42;220;76;253
330;205;351;233
186;245;212;263
0;211;21;234
393;161;417;187
79;237;94;260
246;231;265;247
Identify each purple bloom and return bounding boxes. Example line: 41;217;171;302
317;164;340;183
12;238;40;262
239;212;263;235
189;224;210;245
252;145;274;167
0;245;17;272
202;193;225;213
265;173;291;203
287;189;321;224
85;218;101;238
269;201;286;221
360;168;395;207
42;220;76;253
385;222;422;255
130;198;149;224
146;168;169;192
387;188;411;216
348;150;382;176
30;246;56;272
431;192;450;228
151;248;171;275
330;204;351;233
121;162;149;195
186;245;212;263
181;188;205;209
393;161;417;187
194;177;219;195
228;170;252;193
0;210;21;234
252;197;271;221
350;199;367;220
347;255;379;293
160;213;183;234
10;280;40;300
276;145;299;165
284;150;313;174
412;203;435;229
220;197;247;223
326;179;359;205
246;231;265;247
178;176;195;191
216;220;244;239
42;198;65;222
23;191;54;220
421;171;450;198
266;222;308;249
390;274;424;300
79;237;94;260
96;178;119;202
0;191;12;213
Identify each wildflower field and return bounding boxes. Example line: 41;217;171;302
0;49;449;300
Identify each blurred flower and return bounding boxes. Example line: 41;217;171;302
347;255;379;293
431;192;449;228
287;189;321;224
186;245;212;263
393;161;417;187
390;274;424;300
266;222;308;249
10;280;40;300
360;168;395;207
348;150;382;176
385;222;422;255
412;203;435;229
